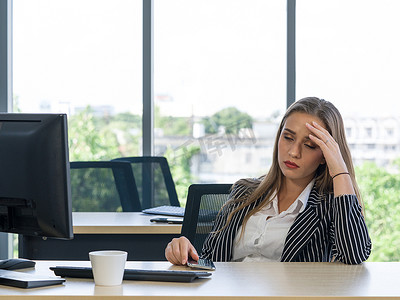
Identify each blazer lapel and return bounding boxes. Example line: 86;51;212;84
280;188;321;262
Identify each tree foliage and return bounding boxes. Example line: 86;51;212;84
154;106;192;136
68;106;141;161
67;107;198;210
356;161;400;261
202;107;253;134
68;107;141;211
68;107;122;161
70;167;124;212
164;145;201;206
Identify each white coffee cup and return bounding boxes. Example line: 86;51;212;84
89;250;128;286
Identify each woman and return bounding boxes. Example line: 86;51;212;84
165;97;371;265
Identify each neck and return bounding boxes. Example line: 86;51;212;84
277;177;312;213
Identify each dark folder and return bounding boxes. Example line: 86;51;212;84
0;269;65;288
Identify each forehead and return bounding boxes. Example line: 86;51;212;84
283;112;326;131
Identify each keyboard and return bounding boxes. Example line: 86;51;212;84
142;205;185;217
50;266;211;282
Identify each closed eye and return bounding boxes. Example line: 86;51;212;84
305;144;316;149
283;136;294;141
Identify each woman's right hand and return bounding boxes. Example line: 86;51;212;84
165;236;199;265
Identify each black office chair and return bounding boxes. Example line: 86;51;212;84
70;161;141;212
181;184;232;254
112;156;180;209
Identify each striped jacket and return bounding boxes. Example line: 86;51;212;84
201;180;372;264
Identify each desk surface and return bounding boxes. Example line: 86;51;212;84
0;261;399;299
73;212;182;234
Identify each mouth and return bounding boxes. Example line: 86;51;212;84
284;160;299;169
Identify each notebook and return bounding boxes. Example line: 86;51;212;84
0;269;65;288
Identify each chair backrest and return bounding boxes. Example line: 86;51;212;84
70;161;141;212
181;183;232;254
112;156;180;209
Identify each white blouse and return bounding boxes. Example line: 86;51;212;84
232;179;315;262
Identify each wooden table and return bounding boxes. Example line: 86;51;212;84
1;260;400;299
18;213;182;261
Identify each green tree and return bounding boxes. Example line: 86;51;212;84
68;107;198;209
68;107;145;212
155;106;192;136
70;167;124;212
356;161;400;261
154;106;201;204
202;107;253;134
109;112;141;156
164;144;200;206
113;112;141;128
68;106;121;161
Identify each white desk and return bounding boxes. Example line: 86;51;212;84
19;213;182;261
0;261;400;299
72;212;182;234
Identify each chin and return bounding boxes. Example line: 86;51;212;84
281;169;307;181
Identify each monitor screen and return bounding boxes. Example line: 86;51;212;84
0;113;73;239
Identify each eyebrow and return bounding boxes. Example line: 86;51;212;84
283;128;296;135
283;128;312;141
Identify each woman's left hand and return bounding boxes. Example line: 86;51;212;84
305;121;348;177
306;121;355;197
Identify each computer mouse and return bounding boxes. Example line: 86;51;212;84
0;258;36;270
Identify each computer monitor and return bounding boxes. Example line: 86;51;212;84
0;113;73;239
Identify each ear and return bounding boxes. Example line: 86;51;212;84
320;157;326;165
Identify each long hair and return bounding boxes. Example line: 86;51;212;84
221;97;361;233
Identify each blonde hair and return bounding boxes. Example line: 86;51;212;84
222;97;361;232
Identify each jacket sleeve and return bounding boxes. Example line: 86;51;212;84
200;203;232;261
200;182;253;261
330;194;372;264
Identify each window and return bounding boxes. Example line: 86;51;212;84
13;0;143;160
297;0;400;167
298;0;400;262
386;128;394;137
154;0;286;190
365;128;373;138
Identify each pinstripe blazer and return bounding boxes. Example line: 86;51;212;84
201;179;371;264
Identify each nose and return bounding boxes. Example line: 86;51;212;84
288;143;301;158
